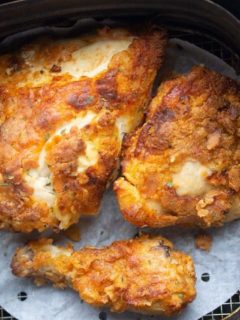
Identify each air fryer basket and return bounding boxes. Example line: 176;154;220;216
0;1;239;319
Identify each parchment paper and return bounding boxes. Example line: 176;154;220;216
0;38;239;320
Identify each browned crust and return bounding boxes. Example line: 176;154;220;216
115;66;240;228
0;28;167;232
11;235;196;315
194;232;212;251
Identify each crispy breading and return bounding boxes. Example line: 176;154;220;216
115;66;240;228
11;235;196;316
0;27;167;232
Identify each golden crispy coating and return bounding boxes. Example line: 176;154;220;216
11;235;196;316
115;66;240;228
0;27;167;232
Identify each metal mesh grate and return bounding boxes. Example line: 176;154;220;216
1;307;16;320
200;291;240;320
0;26;240;320
168;27;240;73
1;292;240;320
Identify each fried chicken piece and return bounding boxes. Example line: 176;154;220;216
11;235;196;316
0;27;167;232
115;66;240;228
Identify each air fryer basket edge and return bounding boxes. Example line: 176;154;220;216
0;0;240;56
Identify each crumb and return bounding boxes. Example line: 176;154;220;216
63;224;81;242
50;64;62;73
194;232;212;251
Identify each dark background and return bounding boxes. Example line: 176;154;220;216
215;0;240;18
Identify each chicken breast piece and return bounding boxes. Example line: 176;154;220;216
115;66;240;228
11;235;196;316
0;27;167;232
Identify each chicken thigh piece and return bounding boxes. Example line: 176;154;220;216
11;235;196;316
0;27;167;232
115;66;240;228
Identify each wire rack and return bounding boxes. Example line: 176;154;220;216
168;27;240;73
1;291;240;320
0;26;240;320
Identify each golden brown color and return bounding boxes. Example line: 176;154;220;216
11;235;196;316
0;27;167;232
194;232;212;251
115;66;240;228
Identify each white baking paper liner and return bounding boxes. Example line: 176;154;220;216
0;38;239;320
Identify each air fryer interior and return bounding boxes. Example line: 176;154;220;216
0;1;239;320
0;0;239;73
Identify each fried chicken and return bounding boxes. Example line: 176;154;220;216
0;27;167;232
115;66;240;228
11;235;196;316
